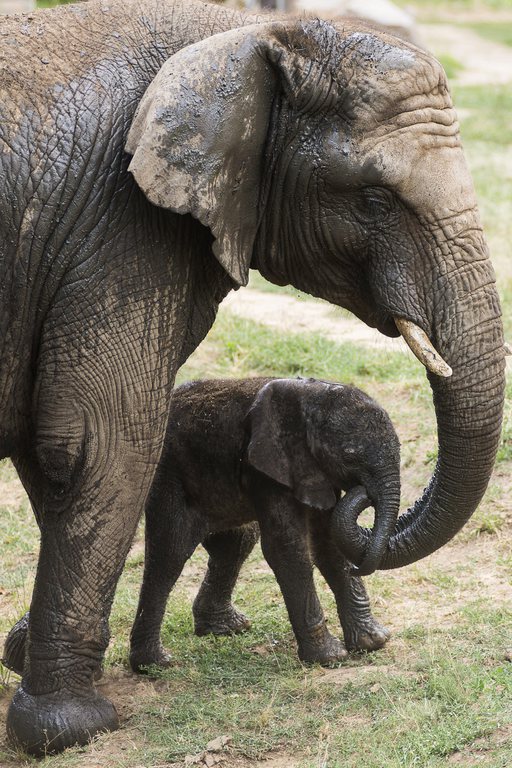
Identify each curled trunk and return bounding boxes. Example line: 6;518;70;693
351;474;401;576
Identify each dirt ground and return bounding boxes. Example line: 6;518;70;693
422;23;512;85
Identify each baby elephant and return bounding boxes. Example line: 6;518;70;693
130;377;401;671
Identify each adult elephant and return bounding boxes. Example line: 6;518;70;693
0;0;505;756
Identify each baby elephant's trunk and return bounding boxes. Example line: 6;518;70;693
332;478;400;576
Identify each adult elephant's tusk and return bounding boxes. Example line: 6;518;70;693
394;318;453;378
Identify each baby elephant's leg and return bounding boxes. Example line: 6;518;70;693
310;516;390;652
258;495;347;666
130;475;203;673
336;571;390;652
193;525;258;636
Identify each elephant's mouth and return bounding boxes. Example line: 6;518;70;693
375;316;400;338
359;307;398;338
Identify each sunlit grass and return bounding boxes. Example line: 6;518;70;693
437;53;465;79
394;0;512;20
180;311;425;387
35;0;76;7
465;21;512;47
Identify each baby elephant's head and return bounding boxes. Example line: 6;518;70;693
246;378;401;575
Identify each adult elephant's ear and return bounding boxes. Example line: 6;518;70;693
125;24;277;286
126;21;337;286
246;380;337;510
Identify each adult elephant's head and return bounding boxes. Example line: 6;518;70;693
126;19;506;569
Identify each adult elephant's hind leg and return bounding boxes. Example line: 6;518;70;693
193;525;259;636
3;612;29;676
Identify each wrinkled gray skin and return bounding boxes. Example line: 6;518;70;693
129;377;399;672
0;0;505;755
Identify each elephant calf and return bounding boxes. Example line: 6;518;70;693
130;377;401;671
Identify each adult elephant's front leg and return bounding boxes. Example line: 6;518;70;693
6;306;175;756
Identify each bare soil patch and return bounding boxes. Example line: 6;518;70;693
223;288;408;353
422;24;512;85
448;724;512;765
0;480;27;512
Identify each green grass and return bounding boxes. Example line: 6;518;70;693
437;53;465;79
454;84;512;146
465;22;512;47
179;311;425;387
394;0;512;12
35;0;77;7
65;567;512;767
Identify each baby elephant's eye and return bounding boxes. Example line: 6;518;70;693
359;186;394;221
343;446;359;462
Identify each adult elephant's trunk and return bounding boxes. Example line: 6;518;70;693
333;225;506;570
334;341;505;572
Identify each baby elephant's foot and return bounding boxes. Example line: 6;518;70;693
298;624;348;667
129;642;172;674
344;618;391;653
193;604;251;637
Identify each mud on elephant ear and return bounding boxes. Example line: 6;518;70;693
125;21;346;288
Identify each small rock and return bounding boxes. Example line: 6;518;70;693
184;752;206;766
206;735;232;752
251;645;269;656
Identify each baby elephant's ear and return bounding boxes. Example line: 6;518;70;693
247;380;337;511
126;23;285;287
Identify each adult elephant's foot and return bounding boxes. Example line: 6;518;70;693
2;612;29;675
298;624;348;667
343;618;391;652
130;641;172;674
2;612;104;681
193;602;251;637
6;685;119;756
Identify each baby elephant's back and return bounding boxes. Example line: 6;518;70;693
169;378;272;439
167;378;273;510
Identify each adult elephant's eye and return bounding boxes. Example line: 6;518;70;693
359;187;394;222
